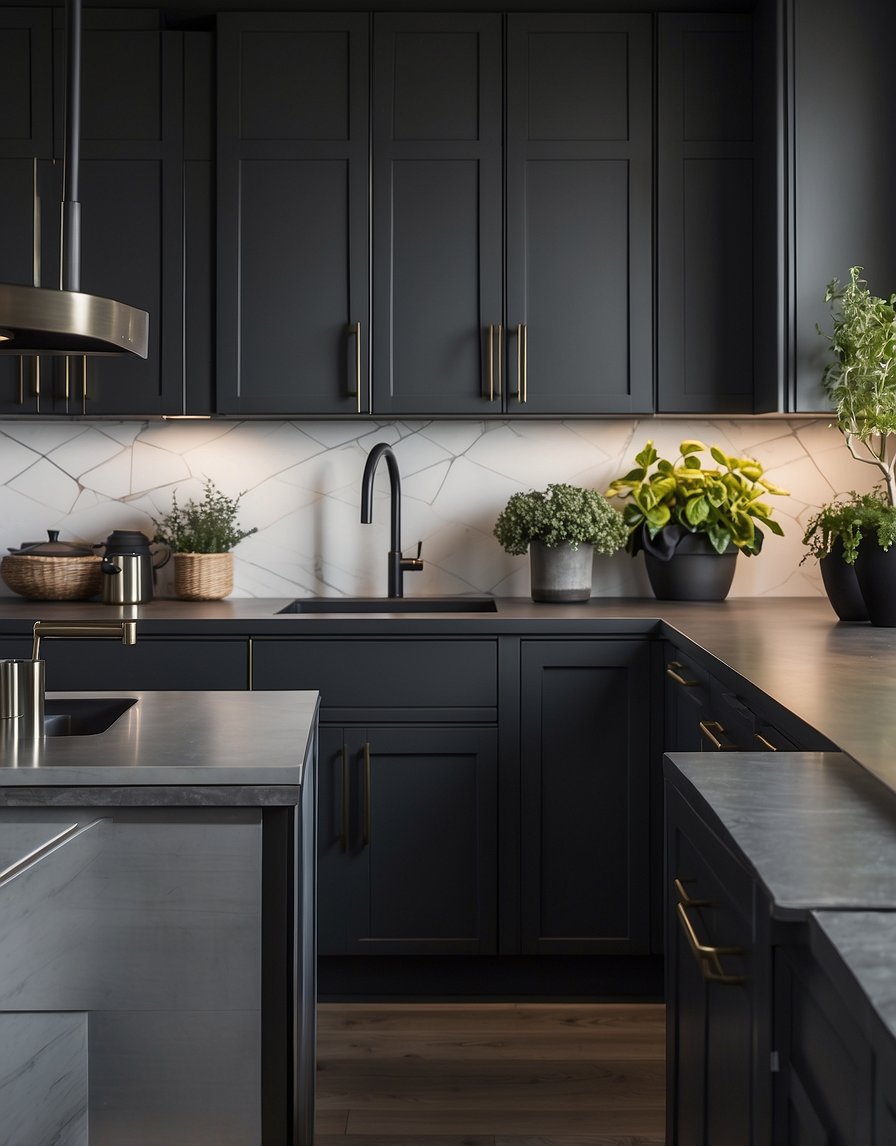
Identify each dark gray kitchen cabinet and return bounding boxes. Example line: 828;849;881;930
318;724;498;955
371;13;502;415
252;637;499;957
0;11;188;417
0;8;53;414
665;781;766;1146
505;14;653;414
787;0;896;412
657;13;777;414
216;13;370;415
774;942;873;1145
373;12;651;417
1;636;249;691
518;640;651;954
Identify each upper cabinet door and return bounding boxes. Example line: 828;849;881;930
505;15;653;415
66;12;185;416
0;9;53;415
788;0;896;412
216;13;370;416
372;14;503;416
656;15;761;414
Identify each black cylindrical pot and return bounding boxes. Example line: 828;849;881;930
643;531;737;601
819;538;868;622
853;541;896;626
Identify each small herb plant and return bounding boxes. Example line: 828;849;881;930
606;440;787;557
493;483;627;556
822;266;896;505
801;488;896;566
153;478;258;554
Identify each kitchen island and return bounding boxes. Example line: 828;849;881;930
0;689;319;1146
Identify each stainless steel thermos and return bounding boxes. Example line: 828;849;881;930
100;530;170;605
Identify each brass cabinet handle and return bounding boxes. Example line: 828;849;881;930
340;744;349;852
754;732;778;752
486;324;503;401
699;719;747;751
674;880;745;986
666;661;700;687
362;741;371;847
349;321;362;413
517;322;527;403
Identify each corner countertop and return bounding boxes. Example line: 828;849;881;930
1;595;893;785
0;689;318;792
664;751;896;919
810;911;896;1044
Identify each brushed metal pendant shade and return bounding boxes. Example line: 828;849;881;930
0;0;149;359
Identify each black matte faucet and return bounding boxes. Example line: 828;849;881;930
360;442;424;597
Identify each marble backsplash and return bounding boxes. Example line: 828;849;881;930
0;417;878;601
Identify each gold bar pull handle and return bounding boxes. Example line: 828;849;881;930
699;719;732;750
340;744;349;852
754;732;778;752
666;661;699;687
676;900;746;986
486;324;495;401
18;358;24;406
348;321;362;413
517;323;528;403
362;741;372;847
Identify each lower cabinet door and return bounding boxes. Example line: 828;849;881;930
519;640;651;953
317;725;497;955
666;785;758;1146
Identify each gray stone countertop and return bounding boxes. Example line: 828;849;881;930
665;751;896;920
1;595;892;783
810;911;896;1044
0;689;318;790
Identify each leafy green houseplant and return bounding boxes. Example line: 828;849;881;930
810;267;896;624
605;440;787;601
493;483;627;602
606;440;787;556
153;479;257;600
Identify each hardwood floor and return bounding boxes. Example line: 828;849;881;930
315;1002;666;1146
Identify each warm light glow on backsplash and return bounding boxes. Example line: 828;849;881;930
0;417;879;600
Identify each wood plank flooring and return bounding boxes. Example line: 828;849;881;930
315;1002;666;1146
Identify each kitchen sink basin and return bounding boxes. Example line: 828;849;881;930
43;697;137;736
278;596;498;614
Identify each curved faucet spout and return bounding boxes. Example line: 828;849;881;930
360;442;422;598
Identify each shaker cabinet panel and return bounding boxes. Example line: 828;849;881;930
216;13;370;416
519;640;651;954
505;14;653;415
372;13;503;416
789;0;896;412
657;14;760;414
318;725;498;956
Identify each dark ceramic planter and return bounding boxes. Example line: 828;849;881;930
819;538;868;622
853;540;896;626
642;529;737;602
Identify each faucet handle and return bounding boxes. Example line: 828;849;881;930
401;541;424;574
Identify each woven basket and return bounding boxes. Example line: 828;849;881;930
173;552;234;600
0;554;103;600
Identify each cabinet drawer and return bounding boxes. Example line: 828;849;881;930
0;636;249;691
251;638;497;716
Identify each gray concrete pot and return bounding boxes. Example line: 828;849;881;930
529;540;594;602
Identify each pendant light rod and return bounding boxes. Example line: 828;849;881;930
61;0;82;292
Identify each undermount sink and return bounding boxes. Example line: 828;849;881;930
277;596;498;615
43;697;137;737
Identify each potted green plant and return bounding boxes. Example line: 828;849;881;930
605;440;787;600
817;266;896;624
493;482;627;602
152;478;257;600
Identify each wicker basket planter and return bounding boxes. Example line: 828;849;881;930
172;552;234;600
0;554;103;600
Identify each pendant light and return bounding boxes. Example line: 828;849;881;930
0;0;149;357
